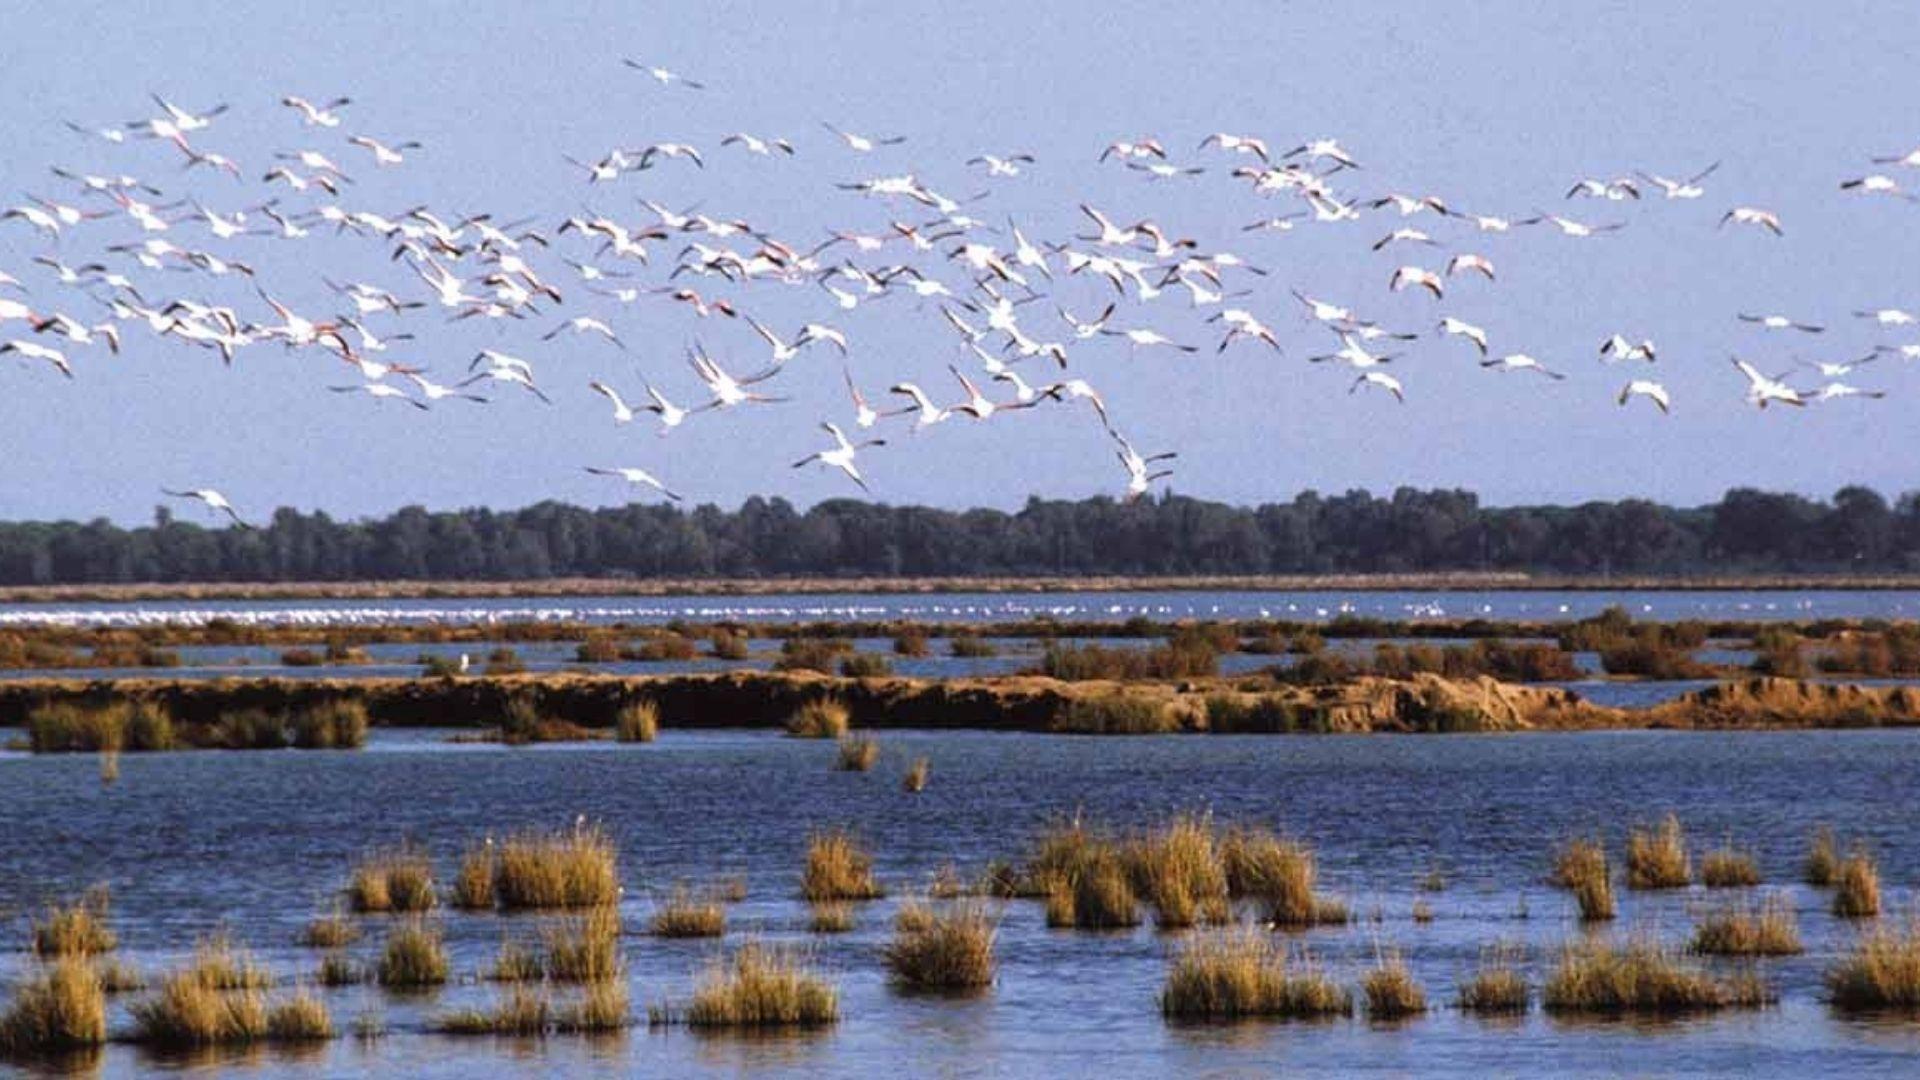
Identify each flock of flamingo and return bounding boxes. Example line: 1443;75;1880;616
3;59;1918;527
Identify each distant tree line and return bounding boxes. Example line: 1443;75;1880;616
0;486;1915;584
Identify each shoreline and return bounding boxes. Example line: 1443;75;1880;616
10;572;1920;603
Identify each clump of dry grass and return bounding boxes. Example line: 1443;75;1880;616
903;756;929;793
615;700;659;743
835;733;879;772
1833;849;1881;918
1045;848;1140;930
557;979;630;1032
288;699;369;750
1626;814;1692;890
1220;829;1347;928
651;886;727;938
130;962;268;1046
451;841;497;911
787;698;850;739
885;901;996;990
0;961;107;1054
186;933;272;990
1123;813;1231;929
802;831;883;902
266;990;334;1041
301;911;360;950
348;846;436;913
317;954;361;987
544;906;622;984
488;940;543;983
1805;826;1840;886
808;903;855;934
1700;841;1762;888
1551;837;1616;921
30;888;117;958
1542;939;1773;1014
496;825;620;910
683;943;838;1028
377;922;448;988
1362;950;1427;1019
438;987;553;1036
1159;929;1351;1021
1825;920;1920;1012
1411;899;1434;924
94;956;145;994
1457;944;1529;1014
1691;893;1802;956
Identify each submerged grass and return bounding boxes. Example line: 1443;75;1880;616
1159;929;1351;1021
301;911;361;950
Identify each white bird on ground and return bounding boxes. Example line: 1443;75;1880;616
1618;380;1671;413
1600;335;1657;362
794;422;885;491
1636;162;1718;199
162;487;246;526
1482;354;1566;379
1351;371;1405;403
1732;358;1806;408
585;466;682;500
1721;207;1784;236
1;338;73;377
1438;316;1489;356
1737;312;1823;333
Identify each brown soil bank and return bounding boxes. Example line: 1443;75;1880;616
2;671;1917;739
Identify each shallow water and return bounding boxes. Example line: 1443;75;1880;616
4;586;1916;629
3;728;1918;1076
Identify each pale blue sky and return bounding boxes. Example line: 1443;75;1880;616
2;1;1917;524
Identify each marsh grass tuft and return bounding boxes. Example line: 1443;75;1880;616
288;700;369;749
186;933;272;991
543;906;622;984
1805;826;1840;886
834;733;879;772
1362;949;1427;1019
808;903;855;934
451;842;497;911
349;846;436;913
1542;938;1773;1014
902;756;929;793
1551;837;1615;921
884;901;996;990
437;987;552;1036
31;888;117;958
377;922;449;988
1699;841;1762;888
265;991;334;1041
488;940;543;983
496;825;620;910
130;969;266;1046
1457;944;1530;1014
802;831;883;902
1123;814;1230;929
1220;829;1347;929
1691;893;1802;956
614;700;659;743
1159;929;1351;1021
0;961;107;1054
1626;814;1691;890
557;979;630;1032
1833;849;1881;918
1825;920;1920;1012
317;954;361;987
684;943;838;1028
651;886;727;938
301;911;360;950
787;698;850;739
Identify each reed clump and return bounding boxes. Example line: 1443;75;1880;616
1045;848;1140;930
1825;921;1920;1012
1805;826;1840;886
614;700;658;742
902;756;929;792
348;846;436;913
558;978;630;1032
1551;836;1616;921
26;700;176;753
496;691;593;744
543;906;623;984
632;633;699;662
885;901;996;990
451;842;497;910
808;903;855;934
1052;695;1180;735
265;991;334;1041
495;825;620;910
317;954;360;987
1362;950;1427;1019
438;987;553;1036
787;698;850;739
948;634;998;658
651;886;727;938
1691;893;1803;956
774;637;852;674
186;933;273;991
839;653;892;678
0;961;107;1055
709;631;751;660
1040;640;1218;681
683;943;838;1028
891;628;930;657
1542;939;1773;1015
834;733;879;772
301;911;360;950
1221;829;1348;928
30;888;117;958
1833;849;1881;918
1626;814;1692;889
1123;813;1231;928
802;831;883;902
377;922;449;988
94;957;145;994
1699;842;1762;888
1457;944;1530;1014
288;699;369;749
488;940;543;983
1159;930;1351;1021
129;968;267;1046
